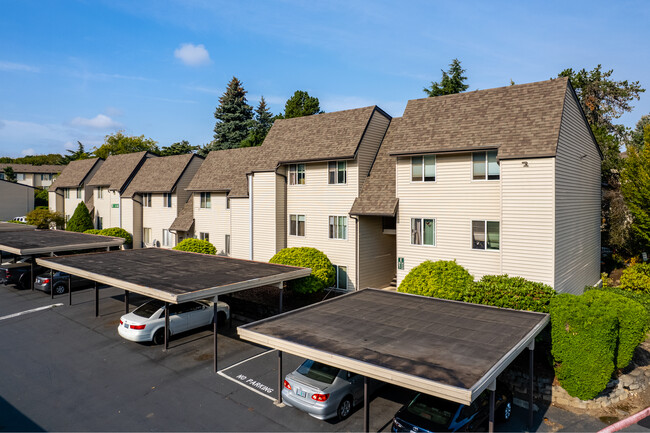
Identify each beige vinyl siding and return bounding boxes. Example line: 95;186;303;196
396;153;501;285
63;190;84;222
356;111;391;190
176;157;202;211
109;190;121;227
48;190;63;215
16;173;34;188
94;187;111;229
286;160;358;290
554;88;601;293
0;181;34;220
142;193;178;248
121;198;139;248
500;158;555;287
358;216;396;289
230;197;250;259
194;192;231;255
252;172;279;262
276;171;287;252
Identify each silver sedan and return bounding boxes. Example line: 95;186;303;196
282;359;368;421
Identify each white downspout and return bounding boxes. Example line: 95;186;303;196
249;174;254;260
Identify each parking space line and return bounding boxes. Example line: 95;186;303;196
0;303;64;321
217;349;277;401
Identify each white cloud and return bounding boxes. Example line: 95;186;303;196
0;61;39;72
21;148;35;156
70;114;121;129
0;119;5;130
174;43;211;67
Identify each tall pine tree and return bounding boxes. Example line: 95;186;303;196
276;90;322;119
241;96;274;147
423;59;469;97
210;77;253;150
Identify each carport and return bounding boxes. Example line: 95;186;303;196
0;230;124;295
0;222;36;232
238;289;549;433
36;248;311;371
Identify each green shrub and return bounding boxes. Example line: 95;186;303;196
66;202;93;232
83;229;102;235
25;208;64;229
172;238;216;255
551;292;618;400
467;275;556;313
620;263;650;293
99;227;132;246
34;188;48;207
587;285;650;324
269;247;335;294
398;260;474;300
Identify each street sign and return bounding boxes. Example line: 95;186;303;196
112;204;119;208
398;257;404;270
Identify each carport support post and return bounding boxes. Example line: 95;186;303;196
528;341;535;430
94;282;99;317
68;274;72;305
277;351;283;404
488;380;496;433
164;302;169;351
30;255;35;291
364;376;369;433
213;296;218;373
278;281;283;314
124;290;129;314
50;267;53;299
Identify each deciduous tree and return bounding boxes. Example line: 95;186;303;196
159;140;198;156
622;126;650;251
277;90;322;119
93;131;159;159
423;58;469;97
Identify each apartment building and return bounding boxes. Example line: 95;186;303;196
122;153;203;248
0;179;35;220
86;151;151;231
48;158;103;222
351;77;601;294
0;164;62;188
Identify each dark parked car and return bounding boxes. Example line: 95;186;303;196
34;271;93;295
392;384;512;432
0;258;43;290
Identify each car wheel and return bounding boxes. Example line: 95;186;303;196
152;329;167;345
337;396;353;421
499;400;512;422
54;284;66;295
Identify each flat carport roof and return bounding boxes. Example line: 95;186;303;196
36;248;311;371
36;248;311;304
239;289;549;431
0;222;37;232
0;230;124;255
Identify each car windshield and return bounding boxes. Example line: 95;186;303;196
296;360;340;385
406;393;460;428
133;300;165;318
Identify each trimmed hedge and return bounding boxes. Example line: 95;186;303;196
620;263;650;293
269;247;335;294
587;285;650;325
98;227;132;246
66;202;93;232
398;260;474;300
83;229;102;235
551;291;649;400
467;275;555;313
173;238;216;255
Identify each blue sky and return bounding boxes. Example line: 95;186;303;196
0;0;648;158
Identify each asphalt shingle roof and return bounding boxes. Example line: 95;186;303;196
87;151;149;191
0;164;63;174
49;158;102;190
170;198;194;232
123;154;198;198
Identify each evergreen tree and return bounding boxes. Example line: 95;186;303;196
66;202;94;232
3;166;16;182
241;96;274;147
423;59;469;97
159;140;198;156
209;77;253;150
277;90;322;119
622;125;650;251
630;115;650;151
63;141;91;164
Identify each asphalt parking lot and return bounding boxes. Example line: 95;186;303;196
0;282;646;432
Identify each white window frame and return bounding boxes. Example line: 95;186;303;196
162;229;174;247
472;150;500;181
328;215;348;240
199;232;209;242
97;187;103;199
288;164;305;185
16;173;26;181
200;192;211;209
411;155;436;182
65;188;70;199
471;220;500;251
334;265;349;290
163;193;172;208
410;218;436;246
76;187;82;199
289;214;305;237
142;193;152;207
328;161;347;185
96;216;103;230
143;227;152;244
